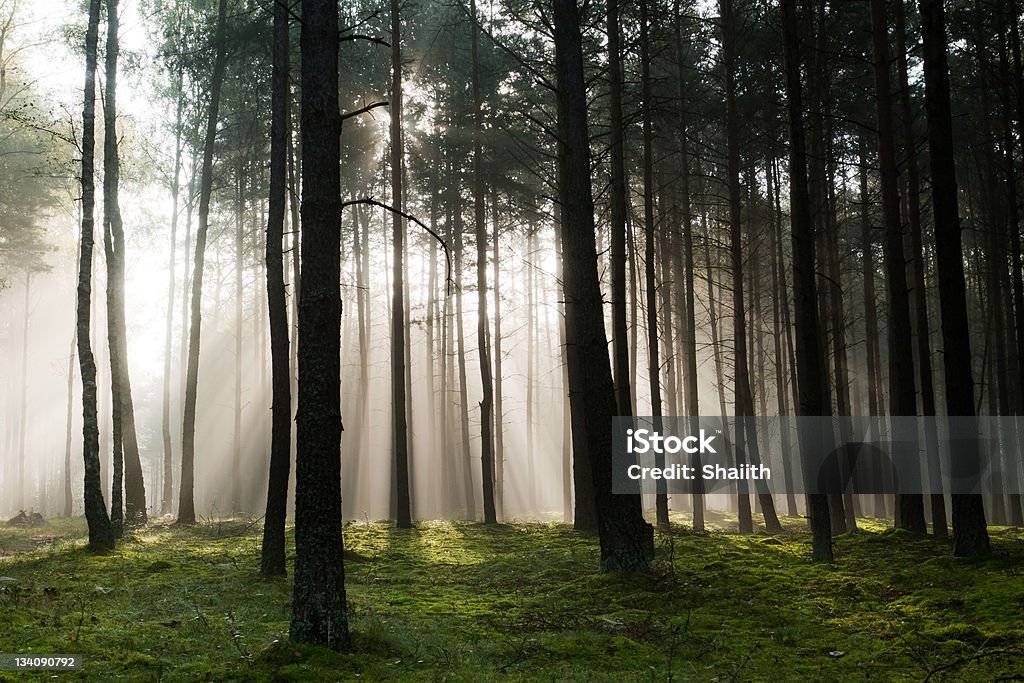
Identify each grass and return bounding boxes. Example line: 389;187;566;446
0;513;1022;681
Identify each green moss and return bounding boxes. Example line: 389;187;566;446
0;516;1021;680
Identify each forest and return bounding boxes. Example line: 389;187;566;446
1;0;1024;678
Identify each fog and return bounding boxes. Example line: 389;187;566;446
0;0;737;524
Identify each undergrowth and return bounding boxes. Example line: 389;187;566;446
0;513;1022;681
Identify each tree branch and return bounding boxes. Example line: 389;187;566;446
340;101;389;123
341;198;455;294
338;32;390;47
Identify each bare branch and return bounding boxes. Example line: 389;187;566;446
341;198;455;294
340;101;389;123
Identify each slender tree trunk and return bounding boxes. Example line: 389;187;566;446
427;165;441;519
390;0;412;529
871;0;926;533
768;159;798;518
492;187;505;518
555;221;579;524
608;0;632;419
64;326;75;517
470;0;496;524
895;0;947;536
103;0;147;527
178;0;228;526
857;135;888;520
261;0;291;576
997;1;1024;527
161;57;184;517
453;169;475;519
232;166;244;515
917;0;990;555
76;0;114;551
674;6;703;527
781;0;832;560
17;273;30;511
527;228;537;514
552;0;653;571
640;0;669;530
722;0;778;532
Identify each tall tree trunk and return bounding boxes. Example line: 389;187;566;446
557;207;598;531
871;0;926;533
640;0;669;530
290;0;350;649
17;273;30;511
178;0;228;526
555;219;585;525
470;0;497;524
722;0;778;532
103;0;147;528
492;187;505;518
76;0;114;551
232;165;244;515
781;0;832;560
261;0;291;576
390;0;412;529
527;228;537;514
997;0;1024;527
896;0;947;536
608;0;632;419
858;135;889;521
161;55;183;517
454;168;476;519
552;0;653;571
917;0;991;555
102;3;123;535
64;327;75;517
768;157;798;517
674;6;702;527
427;164;441;519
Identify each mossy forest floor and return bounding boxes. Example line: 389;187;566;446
1;513;1022;681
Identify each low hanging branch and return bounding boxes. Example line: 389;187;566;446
340;198;455;294
341;101;389;123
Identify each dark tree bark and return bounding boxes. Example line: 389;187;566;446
290;0;350;649
470;0;497;525
492;188;505;518
261;0;291;577
390;0;412;529
781;0;832;560
996;0;1024;527
858;134;889;521
552;0;653;572
673;15;703;527
721;0;779;533
768;157;798;518
608;0;632;419
870;0;926;533
895;0;947;537
640;0;669;530
178;0;228;526
76;0;114;551
103;0;147;529
161;53;184;517
453;172;476;519
917;0;991;556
